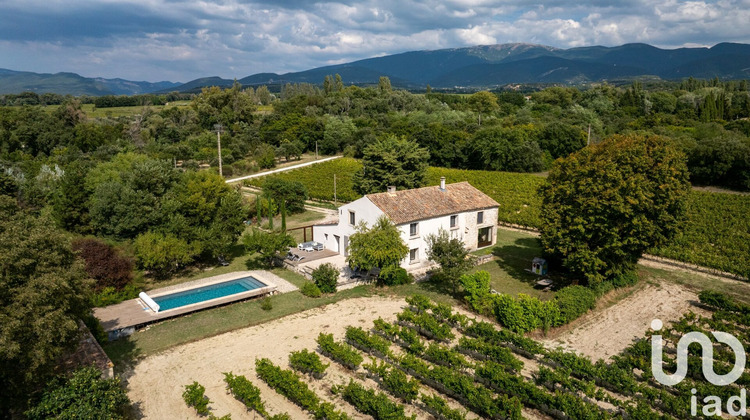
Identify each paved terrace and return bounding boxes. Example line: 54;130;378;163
94;271;297;336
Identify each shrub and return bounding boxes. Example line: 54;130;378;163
555;285;597;324
316;333;363;370
493;293;563;333
289;349;329;379
25;367;130;420
312;263;339;293
460;271;494;315
378;266;412;286
333;380;415;420
134;231;198;278
183;381;210;415
611;270;638;288
223;372;267;417
260;297;273;311
300;281;322;298
72;237;134;290
91;283;140;307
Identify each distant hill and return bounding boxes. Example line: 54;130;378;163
169;41;750;91
3;41;750;96
0;69;180;96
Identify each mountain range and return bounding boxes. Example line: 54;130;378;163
0;69;181;96
2;42;750;96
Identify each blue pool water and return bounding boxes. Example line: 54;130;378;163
152;276;266;311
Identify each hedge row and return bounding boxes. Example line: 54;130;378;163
461;271;609;333
317;332;364;370
255;358;352;420
333;380;415;420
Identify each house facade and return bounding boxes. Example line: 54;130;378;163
312;178;499;270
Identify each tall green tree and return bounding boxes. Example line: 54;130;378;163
352;135;430;195
467;91;499;125
347;216;408;271
242;228;295;266
426;229;476;292
262;177;308;213
539;134;690;284
52;161;92;233
0;197;92;414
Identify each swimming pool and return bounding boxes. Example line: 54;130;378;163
148;276;267;312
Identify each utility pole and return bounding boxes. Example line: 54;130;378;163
214;123;224;177
334;174;337;205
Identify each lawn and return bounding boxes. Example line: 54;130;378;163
471;228;556;300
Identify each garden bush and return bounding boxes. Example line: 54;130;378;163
492;293;563;333
378;266;412;286
554;286;597;324
91;283;140;307
460;271;494;316
317;333;364;370
223;372;267;416
312;263;339;293
260;296;273;311
183;381;210;415
300;281;322;298
72;237;133;290
289;349;329;379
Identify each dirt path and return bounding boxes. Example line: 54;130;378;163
125;296;407;419
542;282;709;361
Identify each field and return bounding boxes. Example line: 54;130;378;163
125;288;749;419
247;158;750;279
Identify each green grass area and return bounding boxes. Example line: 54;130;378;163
471;229;556;300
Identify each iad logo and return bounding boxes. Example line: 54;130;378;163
650;319;747;416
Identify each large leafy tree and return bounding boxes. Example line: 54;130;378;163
88;156;177;239
539;134;690;284
25;366;130;420
352;135;430;195
0;196;92;414
242;228;295;266
52;161;92;233
347;216;408;271
426;229;476;292
164;171;247;259
467;91;498;125
263;177;308;214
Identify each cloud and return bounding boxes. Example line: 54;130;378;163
0;0;748;82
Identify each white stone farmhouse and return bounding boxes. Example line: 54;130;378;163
312;177;499;270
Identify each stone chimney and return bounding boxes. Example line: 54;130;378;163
387;186;396;193
439;177;446;191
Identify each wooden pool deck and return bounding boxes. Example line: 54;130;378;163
94;270;296;336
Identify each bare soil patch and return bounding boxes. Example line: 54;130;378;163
541;282;709;361
124;296;407;419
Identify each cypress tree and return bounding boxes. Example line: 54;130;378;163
280;200;287;232
267;195;274;230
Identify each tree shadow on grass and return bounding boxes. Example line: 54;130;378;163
102;337;140;379
488;237;571;291
414;273;463;299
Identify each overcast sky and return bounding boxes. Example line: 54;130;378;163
1;0;749;83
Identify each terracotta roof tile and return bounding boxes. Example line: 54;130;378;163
366;182;499;225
